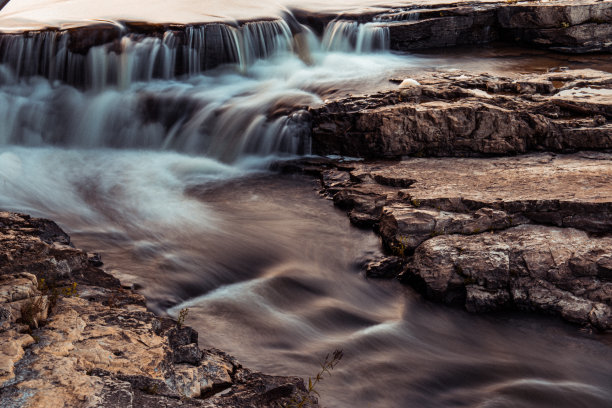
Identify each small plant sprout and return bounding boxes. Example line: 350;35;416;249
391;235;410;257
281;349;344;408
177;308;189;328
62;282;78;297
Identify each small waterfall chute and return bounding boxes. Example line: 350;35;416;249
0;18;299;88
322;20;389;53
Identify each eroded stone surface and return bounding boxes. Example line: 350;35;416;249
403;225;612;329
0;211;313;407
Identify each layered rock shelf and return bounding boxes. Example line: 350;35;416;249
0;212;313;407
301;69;612;331
278;150;612;330
310;69;612;158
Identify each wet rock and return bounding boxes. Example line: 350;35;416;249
88;252;104;267
362;256;405;279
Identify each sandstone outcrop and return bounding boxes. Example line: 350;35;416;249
0;212;313;407
277;152;612;331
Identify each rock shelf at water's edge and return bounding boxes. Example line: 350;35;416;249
277;151;612;331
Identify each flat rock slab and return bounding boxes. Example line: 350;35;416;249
356;152;612;204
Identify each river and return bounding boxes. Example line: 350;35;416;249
0;9;611;408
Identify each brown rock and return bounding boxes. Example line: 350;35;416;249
403;225;612;329
311;70;612;159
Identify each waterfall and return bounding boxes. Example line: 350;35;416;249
0;19;297;88
322;20;390;53
0;74;315;161
374;10;421;22
0;14;399;163
0;30;73;83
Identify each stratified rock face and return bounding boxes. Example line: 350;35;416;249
382;1;612;53
0;211;313;407
311;69;612;159
496;2;612;53
277;152;612;330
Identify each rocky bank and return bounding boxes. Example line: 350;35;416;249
278;150;612;331
279;67;612;330
0;212;314;407
310;68;612;158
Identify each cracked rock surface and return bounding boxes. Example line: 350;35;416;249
310;69;612;159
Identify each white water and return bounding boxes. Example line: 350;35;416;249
322;21;390;53
0;18;389;87
0;17;396;162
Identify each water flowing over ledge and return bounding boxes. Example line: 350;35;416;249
0;15;394;162
0;16;390;88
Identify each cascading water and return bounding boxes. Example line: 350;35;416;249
374;9;421;22
0;20;297;88
2;8;611;408
322;20;390;53
0;16;393;162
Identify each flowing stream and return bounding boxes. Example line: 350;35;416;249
0;11;611;408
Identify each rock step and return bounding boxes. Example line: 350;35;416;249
310;69;612;159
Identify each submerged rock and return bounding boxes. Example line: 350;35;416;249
0;211;313;407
